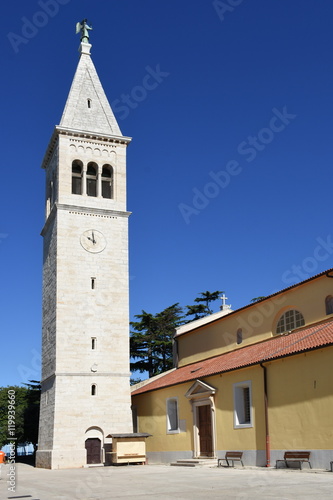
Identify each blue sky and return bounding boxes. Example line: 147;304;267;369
2;0;333;386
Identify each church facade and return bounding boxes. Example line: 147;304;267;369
36;36;133;469
132;270;333;469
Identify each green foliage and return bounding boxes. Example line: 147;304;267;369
0;382;40;450
251;296;267;303
130;378;143;386
130;303;183;378
186;290;223;320
131;291;223;380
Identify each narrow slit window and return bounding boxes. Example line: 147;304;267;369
87;98;92;108
325;295;333;315
91;277;96;289
92;338;97;350
91;384;97;396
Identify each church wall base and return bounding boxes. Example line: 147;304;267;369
36;449;87;469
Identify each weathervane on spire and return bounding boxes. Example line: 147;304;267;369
76;19;93;43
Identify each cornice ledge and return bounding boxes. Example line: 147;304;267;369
57;203;131;218
55;125;132;145
41;126;132;170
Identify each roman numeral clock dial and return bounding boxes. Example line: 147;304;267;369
80;229;106;253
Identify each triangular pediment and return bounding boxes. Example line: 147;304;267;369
185;379;217;399
59;48;122;137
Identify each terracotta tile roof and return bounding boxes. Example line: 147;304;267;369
131;318;333;396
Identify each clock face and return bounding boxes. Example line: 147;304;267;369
80;230;106;253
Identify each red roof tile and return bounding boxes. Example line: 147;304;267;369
131;318;333;396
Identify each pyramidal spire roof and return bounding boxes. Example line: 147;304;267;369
59;42;122;137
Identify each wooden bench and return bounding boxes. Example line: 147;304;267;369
218;451;244;467
276;451;311;470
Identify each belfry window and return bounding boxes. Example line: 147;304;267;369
72;160;83;195
101;164;113;199
86;162;97;197
276;309;305;334
326;295;333;315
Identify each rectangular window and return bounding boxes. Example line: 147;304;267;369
87;178;97;197
233;381;252;428
102;180;112;199
72;176;82;195
166;398;179;433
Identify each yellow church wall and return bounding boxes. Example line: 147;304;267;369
132;384;194;453
132;365;267;455
177;274;333;367
266;346;333;451
212;367;266;452
132;344;333;466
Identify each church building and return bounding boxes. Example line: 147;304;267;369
36;23;133;469
36;22;333;471
132;269;333;469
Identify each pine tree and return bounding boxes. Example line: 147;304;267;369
185;290;223;320
130;303;183;379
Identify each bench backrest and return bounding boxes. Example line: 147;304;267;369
226;451;243;459
284;451;310;460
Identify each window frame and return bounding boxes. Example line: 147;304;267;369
325;295;333;315
86;162;98;197
71;160;83;195
236;328;243;345
101;164;113;199
166;397;180;434
233;380;253;429
276;309;305;334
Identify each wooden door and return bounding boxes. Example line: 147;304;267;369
85;438;101;464
197;405;213;457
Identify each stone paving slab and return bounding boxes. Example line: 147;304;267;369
0;463;332;500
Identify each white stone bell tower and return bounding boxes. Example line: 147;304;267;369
36;29;133;469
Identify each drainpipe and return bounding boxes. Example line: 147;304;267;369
260;362;270;467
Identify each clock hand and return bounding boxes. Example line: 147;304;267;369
91;231;96;244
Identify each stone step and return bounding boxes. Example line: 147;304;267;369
171;459;218;467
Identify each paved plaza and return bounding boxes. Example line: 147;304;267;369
1;463;333;500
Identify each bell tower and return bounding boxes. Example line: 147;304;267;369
36;25;133;469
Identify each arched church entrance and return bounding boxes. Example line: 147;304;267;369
85;426;104;464
85;438;101;464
